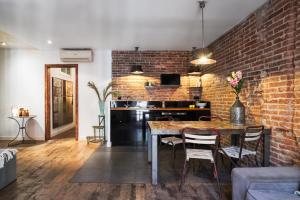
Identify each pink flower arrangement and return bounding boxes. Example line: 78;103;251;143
227;70;244;96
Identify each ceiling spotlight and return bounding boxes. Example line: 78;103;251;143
47;40;52;44
1;42;7;46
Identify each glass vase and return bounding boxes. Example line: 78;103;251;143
99;101;105;116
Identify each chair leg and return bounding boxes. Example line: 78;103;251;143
192;159;195;174
172;145;177;170
213;161;222;199
245;155;254;167
220;152;237;174
232;159;239;169
180;160;188;190
220;153;224;165
255;155;259;167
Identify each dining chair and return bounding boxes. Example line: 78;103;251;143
180;127;222;198
219;126;264;167
197;115;223;147
156;116;182;159
188;115;223;173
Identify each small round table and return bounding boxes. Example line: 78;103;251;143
8;115;37;146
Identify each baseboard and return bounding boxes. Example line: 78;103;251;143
106;141;112;147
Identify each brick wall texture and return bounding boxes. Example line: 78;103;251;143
112;0;300;165
202;0;300;165
112;51;200;101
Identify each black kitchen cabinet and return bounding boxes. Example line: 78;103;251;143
111;101;211;146
111;110;145;146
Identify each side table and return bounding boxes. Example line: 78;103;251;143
8;115;37;146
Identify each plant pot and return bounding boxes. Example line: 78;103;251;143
230;96;245;125
99;101;105;116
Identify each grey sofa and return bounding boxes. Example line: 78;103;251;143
0;150;16;190
232;167;300;200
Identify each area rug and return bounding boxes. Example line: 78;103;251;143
71;146;229;184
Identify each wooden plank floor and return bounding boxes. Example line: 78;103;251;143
0;135;230;200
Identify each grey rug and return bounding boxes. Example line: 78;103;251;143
71;146;150;184
71;146;230;184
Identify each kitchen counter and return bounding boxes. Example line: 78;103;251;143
111;107;210;111
110;100;211;146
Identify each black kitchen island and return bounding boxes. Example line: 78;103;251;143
110;101;210;146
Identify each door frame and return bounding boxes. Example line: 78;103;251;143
45;64;79;141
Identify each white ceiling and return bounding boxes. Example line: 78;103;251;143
0;0;267;50
0;31;33;49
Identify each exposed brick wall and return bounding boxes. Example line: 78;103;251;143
293;0;300;147
201;0;300;165
112;51;200;101
111;0;300;166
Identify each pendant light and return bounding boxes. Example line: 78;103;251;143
130;47;144;74
188;47;202;75
191;1;216;65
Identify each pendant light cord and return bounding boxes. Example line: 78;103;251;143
135;46;139;62
200;1;205;49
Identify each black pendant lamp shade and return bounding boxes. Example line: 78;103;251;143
131;65;143;74
188;47;201;75
190;1;216;65
130;47;144;74
188;66;201;75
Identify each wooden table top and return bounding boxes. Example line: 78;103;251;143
147;121;270;135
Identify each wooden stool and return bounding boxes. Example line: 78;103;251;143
87;115;105;144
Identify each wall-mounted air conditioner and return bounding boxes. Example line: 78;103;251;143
60;48;93;62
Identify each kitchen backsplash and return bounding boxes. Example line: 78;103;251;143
112;51;201;101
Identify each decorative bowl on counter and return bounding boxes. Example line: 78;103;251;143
196;102;207;108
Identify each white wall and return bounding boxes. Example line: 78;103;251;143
0;49;112;144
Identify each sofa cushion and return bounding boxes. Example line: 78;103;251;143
0;149;17;168
0;154;16;190
246;190;300;200
232;167;300;200
233;167;300;181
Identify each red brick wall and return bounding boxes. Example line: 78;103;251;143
294;0;300;143
202;0;300;165
112;51;200;101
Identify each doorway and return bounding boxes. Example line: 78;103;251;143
45;64;78;140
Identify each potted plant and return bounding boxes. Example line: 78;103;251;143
227;71;245;125
87;81;116;115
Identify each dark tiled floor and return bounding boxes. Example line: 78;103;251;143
71;145;231;185
71;146;150;183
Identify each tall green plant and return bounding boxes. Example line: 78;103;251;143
87;81;116;102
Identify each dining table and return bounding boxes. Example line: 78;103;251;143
147;120;271;185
